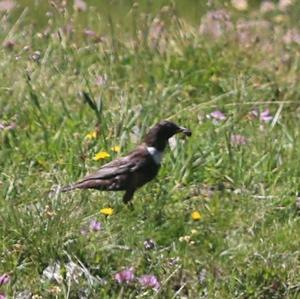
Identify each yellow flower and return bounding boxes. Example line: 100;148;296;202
93;151;110;161
85;130;97;140
191;211;201;221
111;145;121;153
100;207;113;216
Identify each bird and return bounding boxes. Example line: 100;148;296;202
61;120;192;203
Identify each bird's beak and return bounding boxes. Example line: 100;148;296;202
178;126;192;137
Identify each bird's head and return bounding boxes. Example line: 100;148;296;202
143;120;192;151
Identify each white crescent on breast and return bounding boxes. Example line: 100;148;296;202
146;147;163;165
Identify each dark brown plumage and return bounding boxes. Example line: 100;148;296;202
61;120;191;203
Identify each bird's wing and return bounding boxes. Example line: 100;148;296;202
77;148;148;183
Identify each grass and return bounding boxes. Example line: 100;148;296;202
1;0;300;298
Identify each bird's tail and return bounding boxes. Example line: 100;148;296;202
60;184;78;192
60;179;111;193
47;184;77;198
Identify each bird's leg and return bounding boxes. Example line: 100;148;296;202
122;188;135;204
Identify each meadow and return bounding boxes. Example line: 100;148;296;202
1;0;300;298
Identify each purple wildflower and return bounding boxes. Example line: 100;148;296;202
199;9;233;40
83;28;96;37
0;274;10;286
95;74;107;86
260;109;273;122
0;0;15;12
283;29;300;45
144;239;155;250
138;275;160;290
89;219;101;232
279;0;293;11
74;0;87;11
260;1;275;13
231;134;247;146
296;195;300;210
210;110;226;121
0;122;16;131
0;293;6;299
3;40;15;50
148;18;165;49
115;268;135;284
